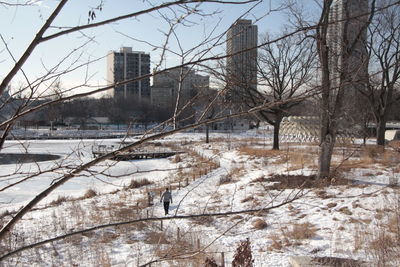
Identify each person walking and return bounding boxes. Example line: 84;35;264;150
160;188;173;215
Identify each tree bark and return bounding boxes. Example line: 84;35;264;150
318;133;335;178
376;115;387;146
206;123;210;143
272;115;282;150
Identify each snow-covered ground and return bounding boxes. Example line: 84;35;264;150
0;131;399;266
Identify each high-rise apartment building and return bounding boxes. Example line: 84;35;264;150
327;0;369;128
226;19;258;103
151;67;209;109
107;47;150;100
327;0;369;96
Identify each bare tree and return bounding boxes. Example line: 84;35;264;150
316;0;373;178
247;30;315;150
360;0;400;146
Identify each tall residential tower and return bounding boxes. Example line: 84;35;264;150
226;19;258;104
107;47;150;100
327;0;369;98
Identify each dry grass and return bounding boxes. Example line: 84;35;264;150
49;195;69;206
238;146;282;158
191;215;214;226
110;207;135;221
154;236;206;266
285;151;315;171
339;145;400;171
352;193;400;266
367;232;400;267
219;166;244;185
267;174;351;190
98;231;119;243
171;149;220;187
145;232;169;245
388;215;400;235
98;249;112;267
331;143;400;176
284;222;318;240
361;145;384;162
251;176;268;183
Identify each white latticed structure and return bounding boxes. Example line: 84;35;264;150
280;116;355;143
280;116;319;143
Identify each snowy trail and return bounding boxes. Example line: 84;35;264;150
145;147;292;266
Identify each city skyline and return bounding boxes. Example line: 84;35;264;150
0;0;287;96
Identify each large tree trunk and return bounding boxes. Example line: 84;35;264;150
376;115;386;146
272;116;282;150
205;124;210;143
318;133;335;178
317;39;333;178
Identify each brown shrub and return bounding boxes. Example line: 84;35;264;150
368;233;398;265
252;219;267;230
268;234;283;251
327;202;338;208
232;238;254;267
251;176;268;183
171;154;182;163
241;196;254;203
82;188;97;199
231;215;243;221
229;166;244;178
338;207;353;216
127;178;152;189
204;257;220;267
219;175;233;185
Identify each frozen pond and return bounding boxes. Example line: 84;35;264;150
0;139;174;211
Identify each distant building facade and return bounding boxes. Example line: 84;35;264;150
151;67;209;110
226;19;258;104
327;0;369;121
107;47;150;100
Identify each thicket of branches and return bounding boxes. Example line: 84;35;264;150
0;0;400;264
